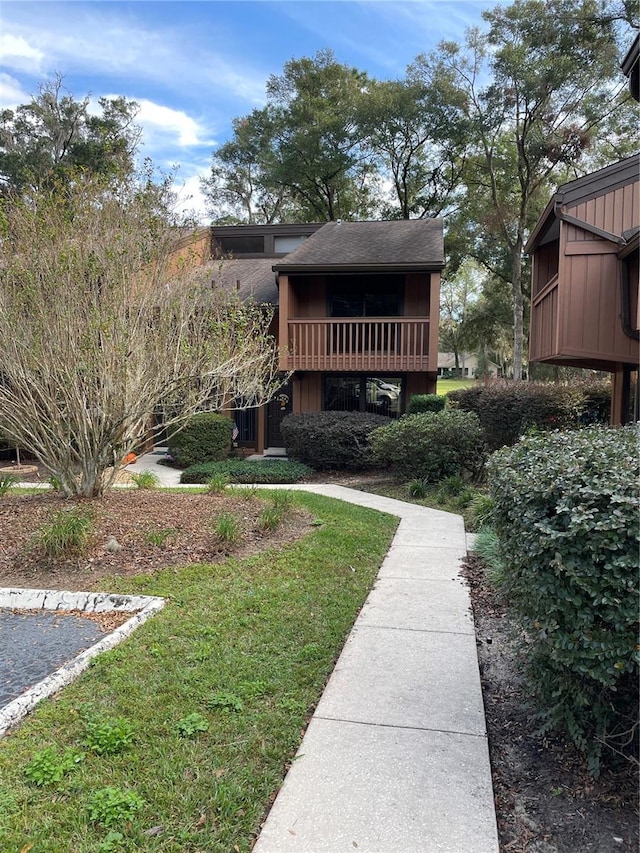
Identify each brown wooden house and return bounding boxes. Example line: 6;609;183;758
209;219;444;452
525;156;639;424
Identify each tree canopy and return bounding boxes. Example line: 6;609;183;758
0;75;141;197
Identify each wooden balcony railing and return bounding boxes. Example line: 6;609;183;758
282;318;431;372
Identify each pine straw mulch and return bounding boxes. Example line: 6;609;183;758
0;488;313;592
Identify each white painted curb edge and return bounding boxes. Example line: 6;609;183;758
0;588;165;738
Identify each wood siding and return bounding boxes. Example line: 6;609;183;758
529;175;639;369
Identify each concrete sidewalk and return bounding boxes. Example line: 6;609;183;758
127;454;499;852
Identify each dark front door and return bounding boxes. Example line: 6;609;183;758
266;380;293;447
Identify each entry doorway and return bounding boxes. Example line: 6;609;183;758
266;379;293;448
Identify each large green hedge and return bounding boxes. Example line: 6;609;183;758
280;411;389;470
448;381;610;451
168;412;232;468
487;425;639;773
370;409;487;482
180;459;311;484
407;394;446;415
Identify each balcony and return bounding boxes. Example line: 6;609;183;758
282;318;431;372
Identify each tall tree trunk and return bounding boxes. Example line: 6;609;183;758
511;242;524;381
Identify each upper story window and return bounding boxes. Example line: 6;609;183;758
328;275;403;317
274;235;308;253
216;235;265;255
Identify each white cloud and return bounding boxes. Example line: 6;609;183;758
0;72;30;109
135;99;217;149
0;33;45;73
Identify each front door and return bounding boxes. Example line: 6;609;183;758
266;380;293;448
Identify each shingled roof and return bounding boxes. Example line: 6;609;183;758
208;258;278;304
272;219;445;272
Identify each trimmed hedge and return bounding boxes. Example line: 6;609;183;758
180;459;311;484
168;413;232;468
369;409;487;482
407;394;446;415
448;381;610;451
280;411;390;470
487;425;639;773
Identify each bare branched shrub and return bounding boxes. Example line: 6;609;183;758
0;174;283;496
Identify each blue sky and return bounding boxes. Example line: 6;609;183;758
1;1;490;220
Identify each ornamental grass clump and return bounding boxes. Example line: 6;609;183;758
487;424;639;775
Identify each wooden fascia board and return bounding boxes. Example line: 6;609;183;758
556;207;625;246
272;263;444;274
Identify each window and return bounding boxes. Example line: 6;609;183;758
274;235;308;253
328;275;403;317
216;235;264;255
324;375;402;417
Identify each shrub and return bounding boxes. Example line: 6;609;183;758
130;470;159;489
180;459;310;484
280;411;390;470
448;380;610;451
487;425;639;774
35;507;94;557
168;412;232;468
370;409;487;482
0;473;16;497
407;394;446;414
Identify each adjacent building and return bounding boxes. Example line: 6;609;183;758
207;219;444;452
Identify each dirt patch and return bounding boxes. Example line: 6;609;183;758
463;554;639;853
0;489;312;591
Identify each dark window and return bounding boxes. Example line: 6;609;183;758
216;235;265;255
328;275;402;317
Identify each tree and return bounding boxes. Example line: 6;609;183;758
203;51;378;223
202;110;295;224
0;75;140;196
366;78;468;220
439;260;481;372
0;174;283;497
413;0;634;379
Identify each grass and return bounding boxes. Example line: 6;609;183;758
0;491;397;853
436;378;477;395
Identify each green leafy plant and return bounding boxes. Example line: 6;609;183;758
84;715;135;755
212;512;241;545
180;458;311;485
168;412;232;468
270;490;294;511
488;424;639;774
407;394;446;414
468;492;495;530
370;409;487;483
204;691;244;712
408;478;428;499
448;380;611;451
280;410;389;470
86;787;144;828
0;472;16;496
24;746;84;786
175;712;210;737
144;526;179;547
258;506;283;531
35;507;94;557
206;473;229;493
130;470;159;489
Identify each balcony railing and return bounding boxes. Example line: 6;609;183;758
282;318;431;372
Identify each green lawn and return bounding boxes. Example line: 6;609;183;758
436;377;477;395
0;491;397;853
